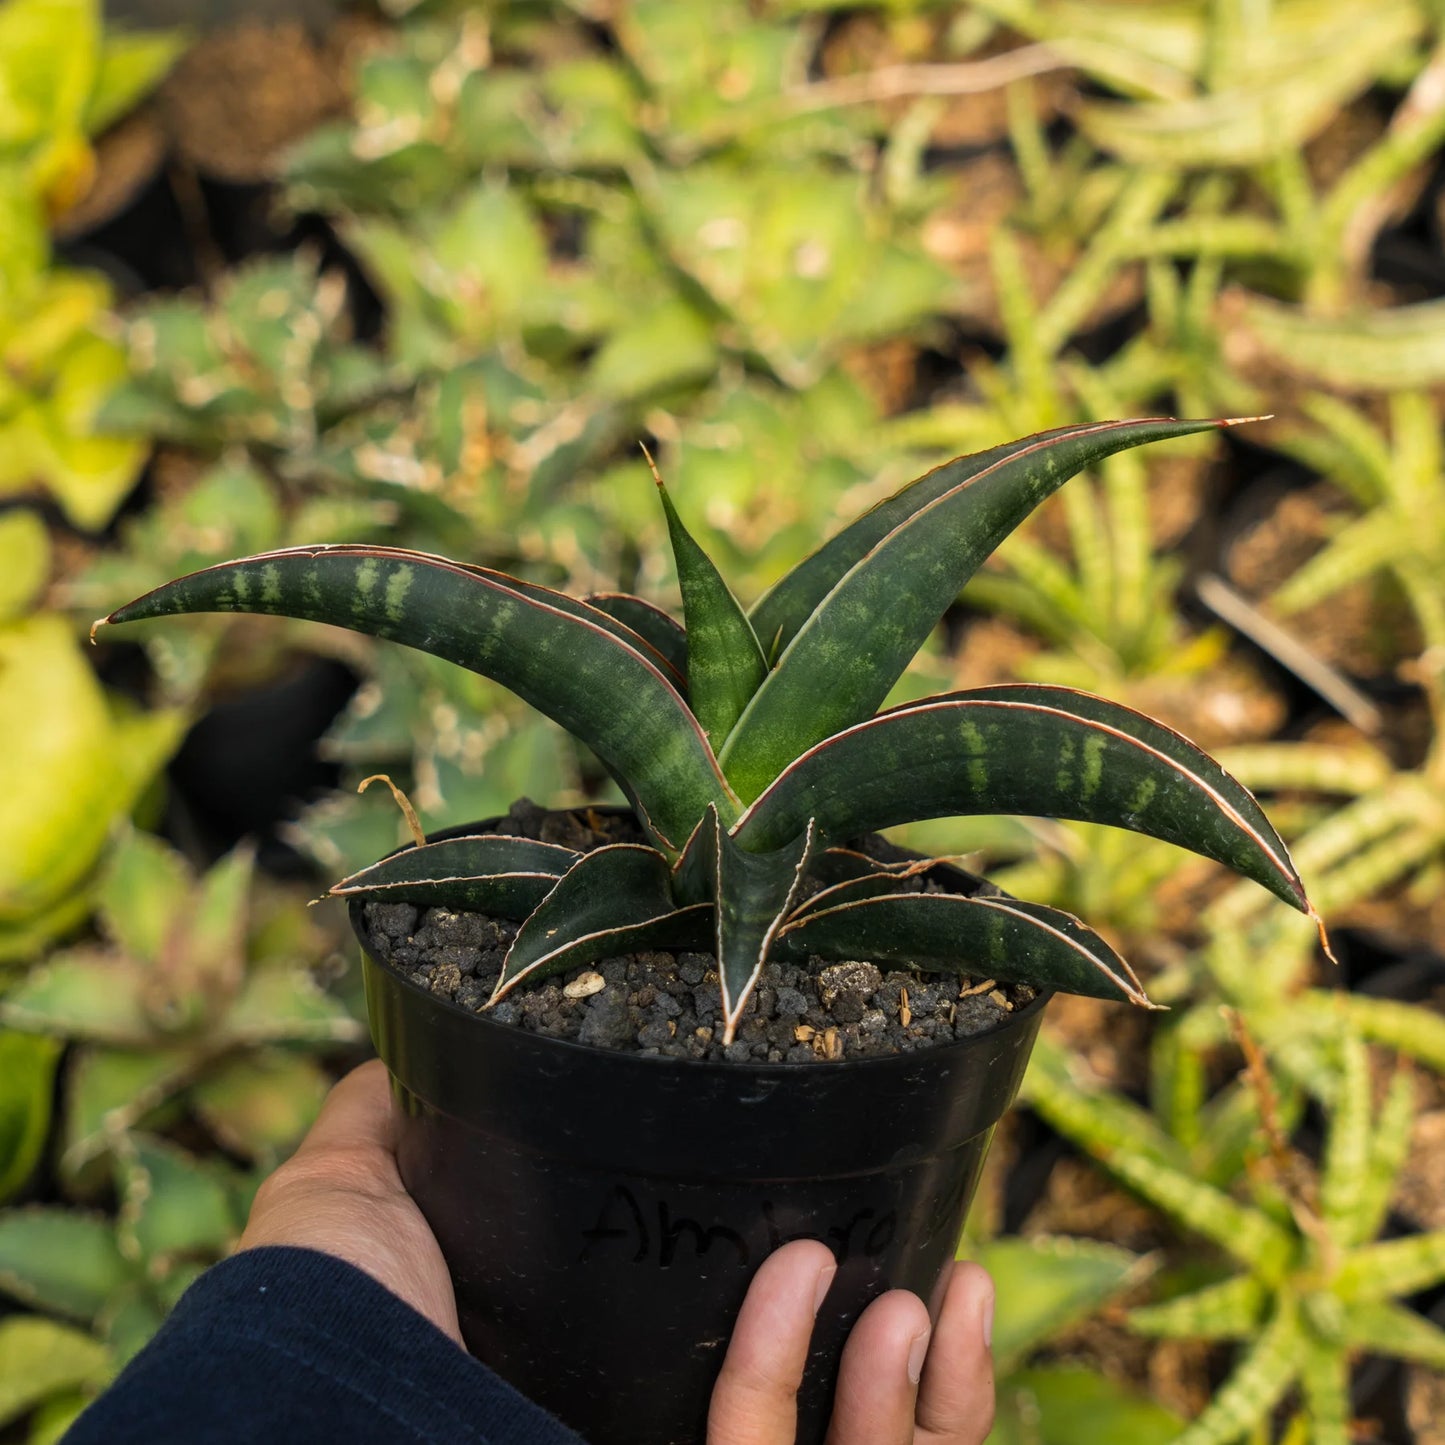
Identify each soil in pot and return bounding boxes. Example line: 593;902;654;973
359;798;1036;1064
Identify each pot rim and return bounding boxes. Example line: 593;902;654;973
356;928;1052;1076
352;805;1054;1076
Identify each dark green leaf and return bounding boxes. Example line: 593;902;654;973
723;419;1232;799
492;845;707;997
656;477;766;746
471;570;685;693
97;546;733;853
330;834;581;917
737;684;1311;914
584;592;688;682
675;807;817;1043
776;892;1152;1005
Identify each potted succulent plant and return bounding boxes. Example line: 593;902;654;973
95;418;1320;1445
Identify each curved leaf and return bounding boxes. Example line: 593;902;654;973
583;592;688;682
492;845;704;998
97;545;733;852
329;834;580;917
736;684;1311;915
776;893;1152;1006
656;478;765;746
749;421;1189;653
723;418;1232;799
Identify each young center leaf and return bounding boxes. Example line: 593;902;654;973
674;807;817;1045
654;463;766;747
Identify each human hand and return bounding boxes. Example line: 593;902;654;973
708;1242;995;1445
237;1058;464;1345
241;1062;995;1443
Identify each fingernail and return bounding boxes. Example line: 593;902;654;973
981;1284;995;1351
906;1327;931;1385
813;1264;836;1315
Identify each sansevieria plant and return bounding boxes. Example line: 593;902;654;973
94;419;1322;1046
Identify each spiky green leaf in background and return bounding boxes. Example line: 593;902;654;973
1030;1020;1445;1445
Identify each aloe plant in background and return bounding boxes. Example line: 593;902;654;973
0;1132;255;1441
1031;1017;1445;1445
0;574;184;960
959;1200;1185;1444
0;828;361;1185
95;419;1320;1043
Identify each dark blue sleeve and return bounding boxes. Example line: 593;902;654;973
62;1246;588;1445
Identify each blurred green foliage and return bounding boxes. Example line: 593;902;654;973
4;0;1445;1439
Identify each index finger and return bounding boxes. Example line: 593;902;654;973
290;1058;398;1162
708;1240;837;1445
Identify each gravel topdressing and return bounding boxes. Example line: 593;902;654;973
360;902;1035;1066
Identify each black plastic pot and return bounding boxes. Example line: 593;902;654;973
352;820;1048;1445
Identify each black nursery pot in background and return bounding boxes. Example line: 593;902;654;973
354;875;1047;1445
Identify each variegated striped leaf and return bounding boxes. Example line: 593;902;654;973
775;892;1153;1007
1340;1298;1445;1370
1316;992;1445;1073
1128;1275;1267;1342
1297;1336;1350;1445
1347;1067;1417;1250
1084;1142;1295;1279
96;546;732;854
747;418;1225;665
722;418;1231;800
735;685;1312;916
1334;1229;1445;1304
1169;1301;1301;1445
1023;1035;1187;1172
329;835;581;918
1320;1030;1371;1248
